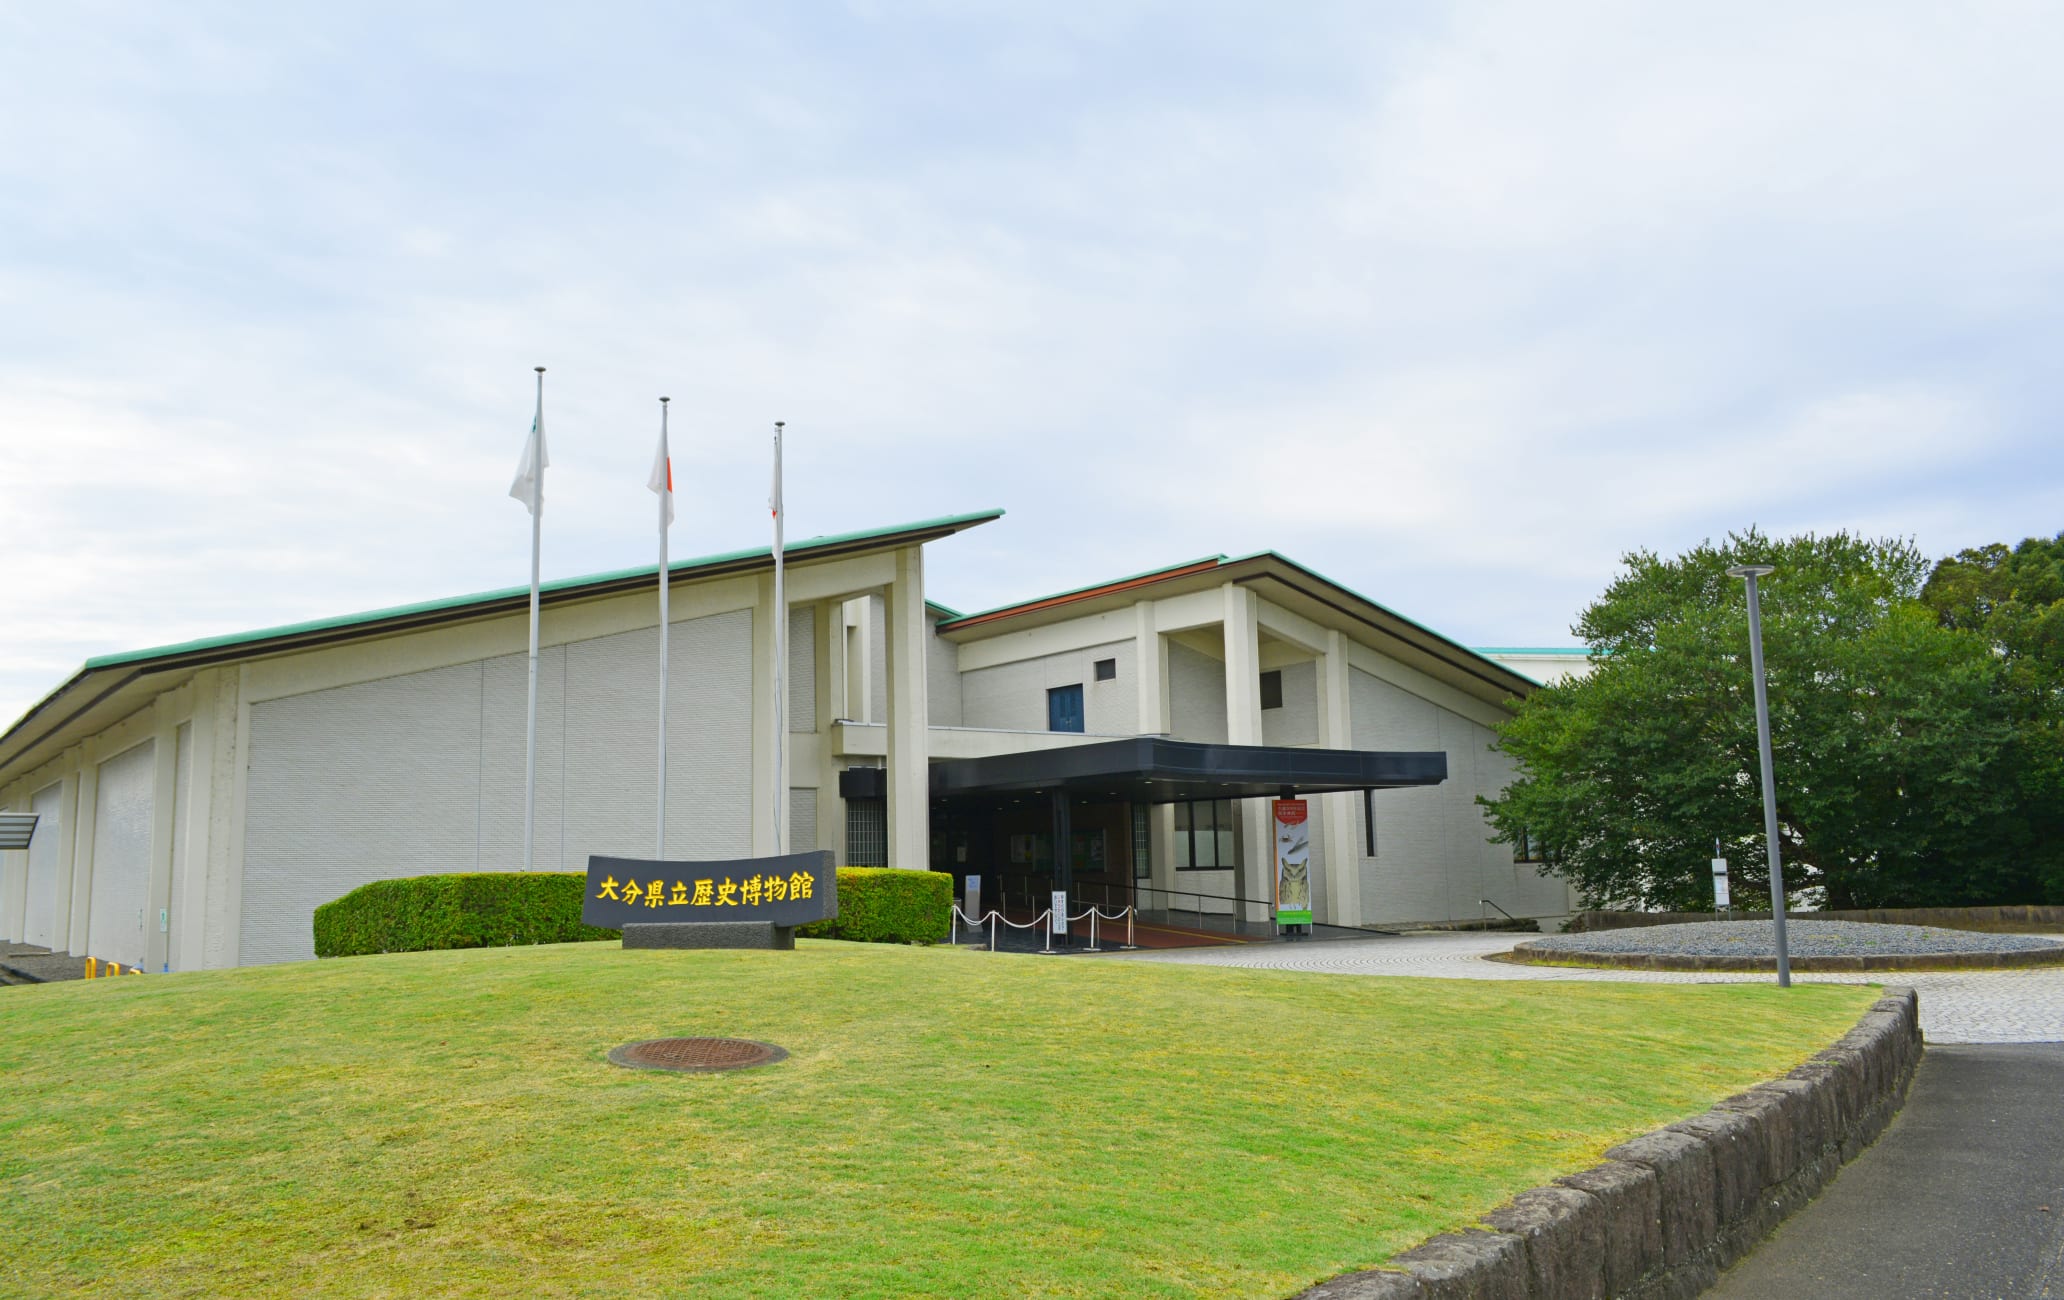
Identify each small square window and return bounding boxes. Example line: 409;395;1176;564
1259;669;1284;710
1094;658;1117;682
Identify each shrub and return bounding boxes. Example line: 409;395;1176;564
313;873;617;958
797;868;951;945
315;867;952;957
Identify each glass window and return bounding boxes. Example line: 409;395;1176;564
1132;804;1151;878
1260;670;1284;710
1094;658;1117;682
1175;799;1240;870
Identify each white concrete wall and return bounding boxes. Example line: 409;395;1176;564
239;610;753;965
1479;651;1595;685
1349;666;1567;924
960;640;1136;735
926;615;963;727
1260;660;1319;747
86;740;156;969
788;606;816;732
23;782;65;948
1167;641;1228;743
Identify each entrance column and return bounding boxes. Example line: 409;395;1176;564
1222;584;1270;924
1317;629;1363;927
883;547;930;871
1135;600;1179;904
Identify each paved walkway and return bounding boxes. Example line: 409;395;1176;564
1706;1044;2064;1298
1113;931;2064;1043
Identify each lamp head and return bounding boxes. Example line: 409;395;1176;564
1726;564;1776;579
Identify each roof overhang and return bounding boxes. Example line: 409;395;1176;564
928;737;1447;805
936;551;1536;707
0;508;1002;788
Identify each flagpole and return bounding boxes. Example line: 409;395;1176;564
771;421;786;855
656;396;671;860
524;367;544;872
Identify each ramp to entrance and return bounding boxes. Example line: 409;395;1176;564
955;905;1391;955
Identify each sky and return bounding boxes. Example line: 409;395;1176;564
3;2;2061;727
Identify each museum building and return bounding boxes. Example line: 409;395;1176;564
0;508;1574;970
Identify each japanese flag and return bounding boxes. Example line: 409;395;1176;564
648;422;674;528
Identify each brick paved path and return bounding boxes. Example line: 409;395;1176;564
1115;931;2064;1043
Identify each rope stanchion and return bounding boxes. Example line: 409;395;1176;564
953;905;1140;954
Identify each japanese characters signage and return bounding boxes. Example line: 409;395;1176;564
1272;799;1313;927
582;850;837;929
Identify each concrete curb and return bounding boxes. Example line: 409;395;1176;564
1501;942;2064;973
1294;988;1924;1299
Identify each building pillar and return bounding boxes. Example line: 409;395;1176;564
144;696;178;973
0;785;23;943
66;755;98;956
175;671;221;971
1316;628;1363;927
883;547;930;870
1222;583;1269;923
750;572;782;856
815;599;845;864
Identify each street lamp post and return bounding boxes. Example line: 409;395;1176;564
1726;563;1792;988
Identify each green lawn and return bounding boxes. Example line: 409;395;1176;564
0;941;1872;1298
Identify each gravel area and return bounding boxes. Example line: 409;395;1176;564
1526;919;2064;958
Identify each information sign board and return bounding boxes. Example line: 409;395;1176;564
583;850;837;929
1273;799;1313;926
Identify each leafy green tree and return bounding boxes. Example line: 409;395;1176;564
1483;530;2021;911
1919;533;2064;899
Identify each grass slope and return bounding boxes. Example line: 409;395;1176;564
0;941;1872;1298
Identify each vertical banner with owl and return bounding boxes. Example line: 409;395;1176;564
1272;798;1313;927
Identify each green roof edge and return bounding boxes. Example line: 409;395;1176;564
82;508;1004;672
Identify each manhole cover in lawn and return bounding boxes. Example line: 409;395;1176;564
607;1037;788;1073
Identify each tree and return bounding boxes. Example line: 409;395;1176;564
1919;533;2064;900
1481;529;2022;912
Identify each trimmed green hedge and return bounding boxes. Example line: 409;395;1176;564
314;867;953;957
797;868;952;945
313;873;618;958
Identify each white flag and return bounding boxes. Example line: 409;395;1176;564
509;412;547;514
648;424;674;528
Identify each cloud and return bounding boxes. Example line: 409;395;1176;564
0;1;2060;724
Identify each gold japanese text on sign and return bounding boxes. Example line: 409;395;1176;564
581;850;837;929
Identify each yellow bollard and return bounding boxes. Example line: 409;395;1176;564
130;965;144;975
84;957;96;979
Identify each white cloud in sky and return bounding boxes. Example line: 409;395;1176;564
1;1;2060;725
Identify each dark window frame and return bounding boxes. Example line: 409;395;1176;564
1259;669;1284;710
1094;657;1117;682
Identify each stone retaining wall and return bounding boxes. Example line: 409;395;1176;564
1568;905;2064;935
1296;989;1923;1299
1500;944;2064;974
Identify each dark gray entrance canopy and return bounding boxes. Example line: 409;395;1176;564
927;737;1446;805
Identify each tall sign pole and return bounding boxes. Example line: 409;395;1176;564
770;421;787;854
1728;563;1792;987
